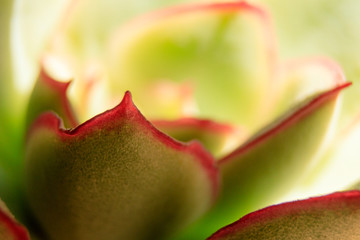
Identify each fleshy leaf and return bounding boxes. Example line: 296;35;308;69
231;58;349;203
208;191;360;240
272;57;346;119
0;0;27;220
108;2;276;127
299;109;360;196
0;0;15;113
152;118;244;157
26;68;77;129
218;83;350;220
47;0;196;64
254;0;360;123
45;0;200;118
25;92;218;240
0;199;29;240
176;82;350;239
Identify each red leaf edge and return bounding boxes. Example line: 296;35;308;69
39;68;78;128
207;190;360;239
219;82;351;165
152;118;237;135
116;1;277;76
28;91;219;200
0;208;29;240
284;57;346;85
130;1;271;26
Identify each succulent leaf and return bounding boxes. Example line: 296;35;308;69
108;2;276;127
208;191;360;240
25;91;218;240
273;57;346;119
152;118;243;157
0;199;29;240
176;82;350;239
26;68;77;129
255;0;360;124
301;109;360;196
217;83;350;224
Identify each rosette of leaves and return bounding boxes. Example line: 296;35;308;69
1;1;360;240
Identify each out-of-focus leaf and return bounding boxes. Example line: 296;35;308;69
176;82;350;239
208;191;360;240
0;0;13;112
45;0;205;119
108;2;276;128
254;0;360;123
26;68;77;129
0;199;29;240
48;0;199;63
25;91;219;240
153;118;244;157
272;57;346;119
217;83;349;225
11;0;71;93
0;0;26;221
299;111;360;196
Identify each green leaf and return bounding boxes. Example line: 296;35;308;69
272;57;346;119
300;107;360;195
0;199;29;240
107;2;276;127
255;0;360;124
152;118;243;157
176;82;350;239
25;91;218;240
218;83;350;223
0;0;14;113
47;0;198;63
0;0;27;221
42;0;204;122
26;68;77;129
208;191;360;240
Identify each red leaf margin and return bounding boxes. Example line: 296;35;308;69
207;190;360;239
113;1;277;78
219;81;351;165
283;56;346;85
0;208;29;240
38;68;78;128
152;118;238;135
27;91;219;200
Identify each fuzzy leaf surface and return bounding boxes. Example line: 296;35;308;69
208;191;360;240
25;92;218;240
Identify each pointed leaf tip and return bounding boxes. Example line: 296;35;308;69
271;57;348;123
190;81;351;239
221;82;351;164
25;91;218;240
39;67;71;94
121;90;133;106
26;67;78;129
